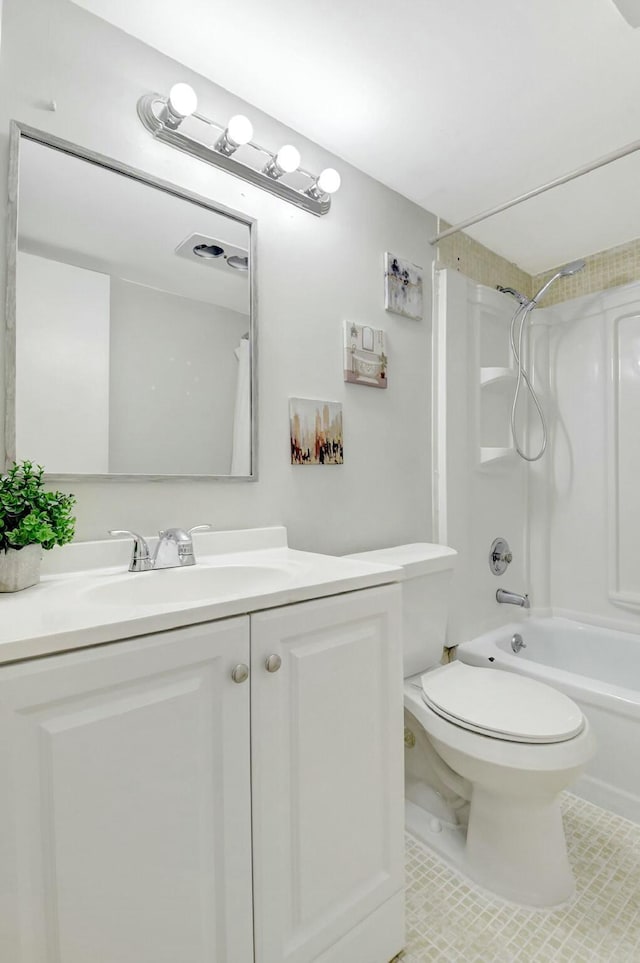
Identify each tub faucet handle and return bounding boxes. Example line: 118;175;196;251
489;537;513;575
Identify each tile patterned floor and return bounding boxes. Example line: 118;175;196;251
400;794;640;962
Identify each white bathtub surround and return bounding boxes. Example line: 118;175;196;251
403;793;640;962
432;269;529;643
433;269;640;642
529;280;640;632
459;617;640;825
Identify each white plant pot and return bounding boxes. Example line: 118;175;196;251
0;544;42;593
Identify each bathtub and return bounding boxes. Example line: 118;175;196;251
457;617;640;824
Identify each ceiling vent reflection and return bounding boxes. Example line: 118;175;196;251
175;233;249;275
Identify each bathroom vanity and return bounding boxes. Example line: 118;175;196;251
0;528;405;963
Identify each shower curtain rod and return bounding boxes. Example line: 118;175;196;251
429;135;640;244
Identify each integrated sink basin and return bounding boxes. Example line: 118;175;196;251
0;527;402;663
83;563;296;607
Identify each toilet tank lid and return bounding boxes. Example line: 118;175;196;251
346;543;457;578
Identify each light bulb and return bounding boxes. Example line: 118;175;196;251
317;168;341;194
276;144;301;174
227;114;253;146
168;83;198;118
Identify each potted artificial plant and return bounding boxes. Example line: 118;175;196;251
0;460;76;592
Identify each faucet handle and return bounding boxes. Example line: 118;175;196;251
158;528;191;542
108;529;152;572
188;524;212;536
154;525;211;568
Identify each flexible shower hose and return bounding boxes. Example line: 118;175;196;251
509;301;547;462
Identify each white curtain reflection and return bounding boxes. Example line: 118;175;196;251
231;338;251;475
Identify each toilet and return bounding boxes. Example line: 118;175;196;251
348;543;595;908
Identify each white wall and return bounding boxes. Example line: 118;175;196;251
15;252;110;472
109;279;246;475
0;0;435;553
529;282;640;631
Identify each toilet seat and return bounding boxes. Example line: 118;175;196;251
420;662;584;744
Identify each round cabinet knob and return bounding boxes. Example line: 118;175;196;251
231;663;249;684
265;654;282;673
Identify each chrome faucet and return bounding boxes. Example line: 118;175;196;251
496;588;530;608
109;525;212;573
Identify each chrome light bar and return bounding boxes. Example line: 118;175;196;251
137;86;341;217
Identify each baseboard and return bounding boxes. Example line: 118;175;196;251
571;776;640;825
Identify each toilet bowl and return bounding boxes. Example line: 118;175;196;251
348;543;596;908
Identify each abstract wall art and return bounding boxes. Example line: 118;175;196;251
384;252;423;320
289;398;343;465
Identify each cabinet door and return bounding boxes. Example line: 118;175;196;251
0;617;253;963
251;585;405;963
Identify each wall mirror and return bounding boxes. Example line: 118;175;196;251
5;123;257;480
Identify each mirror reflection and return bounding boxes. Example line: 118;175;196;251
13;135;254;477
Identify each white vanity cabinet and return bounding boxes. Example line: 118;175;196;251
251;585;405;963
0;584;404;963
0;616;255;963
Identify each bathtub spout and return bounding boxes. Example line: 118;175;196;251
496;588;530;608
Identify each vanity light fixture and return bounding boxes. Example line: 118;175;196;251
214;114;254;156
137;85;340;216
262;144;301;179
306;167;341;200
159;83;198;130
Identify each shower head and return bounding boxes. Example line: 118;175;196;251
559;259;586;277
531;258;586;304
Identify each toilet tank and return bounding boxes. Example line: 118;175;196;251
346;544;457;678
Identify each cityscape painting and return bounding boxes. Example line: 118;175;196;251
289;398;344;465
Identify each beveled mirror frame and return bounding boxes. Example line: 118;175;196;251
4;121;258;482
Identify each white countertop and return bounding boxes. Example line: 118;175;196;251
0;528;401;664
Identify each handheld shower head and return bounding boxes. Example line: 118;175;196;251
532;258;586;304
559;259;586;277
508;256;586;463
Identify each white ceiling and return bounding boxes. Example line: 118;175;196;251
71;0;640;274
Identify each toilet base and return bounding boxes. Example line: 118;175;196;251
406;791;575;909
464;785;575;906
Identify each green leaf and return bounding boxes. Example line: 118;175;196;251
0;460;75;553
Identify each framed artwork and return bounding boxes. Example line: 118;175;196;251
344;321;387;389
384;252;423;320
289;398;343;465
